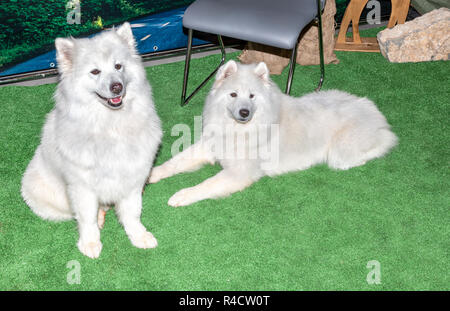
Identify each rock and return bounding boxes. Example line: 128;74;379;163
377;8;450;63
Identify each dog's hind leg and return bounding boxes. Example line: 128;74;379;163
327;125;397;170
21;153;73;221
97;205;110;229
149;140;215;183
167;169;257;207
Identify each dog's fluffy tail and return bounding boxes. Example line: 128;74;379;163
327;126;398;171
365;127;398;161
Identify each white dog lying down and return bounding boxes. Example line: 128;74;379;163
150;60;397;207
21;23;162;258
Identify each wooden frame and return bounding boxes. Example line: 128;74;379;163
334;0;411;52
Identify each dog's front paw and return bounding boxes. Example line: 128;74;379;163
129;231;158;249
78;240;102;259
168;188;199;207
148;165;167;184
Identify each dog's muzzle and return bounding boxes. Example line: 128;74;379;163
230;107;254;123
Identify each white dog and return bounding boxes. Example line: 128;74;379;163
149;60;397;207
21;23;162;258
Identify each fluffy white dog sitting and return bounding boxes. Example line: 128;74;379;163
150;60;397;207
21;23;162;258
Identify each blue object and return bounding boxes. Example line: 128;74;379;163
0;7;208;77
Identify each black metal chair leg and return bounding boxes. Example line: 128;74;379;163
181;29;226;106
181;28;193;106
315;0;325;92
285;43;298;94
286;0;324;94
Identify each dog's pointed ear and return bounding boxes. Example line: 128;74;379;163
254;62;270;83
55;37;75;74
116;22;136;52
216;60;238;81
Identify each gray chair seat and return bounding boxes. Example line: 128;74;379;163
183;0;321;50
180;0;326;106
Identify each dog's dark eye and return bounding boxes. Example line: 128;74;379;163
90;69;101;75
115;64;122;70
249;94;255;99
230;92;237;98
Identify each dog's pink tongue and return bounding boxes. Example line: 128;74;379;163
110;96;122;104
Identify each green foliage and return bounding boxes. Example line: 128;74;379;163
0;0;194;68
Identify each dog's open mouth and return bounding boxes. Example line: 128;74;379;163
235;118;251;124
96;93;124;110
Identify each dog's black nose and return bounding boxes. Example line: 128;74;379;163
239;109;250;118
110;82;123;94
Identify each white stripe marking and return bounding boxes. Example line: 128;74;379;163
140;34;152;41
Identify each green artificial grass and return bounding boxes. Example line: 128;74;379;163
0;31;449;290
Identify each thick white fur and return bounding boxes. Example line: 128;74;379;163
150;60;397;207
21;23;162;258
